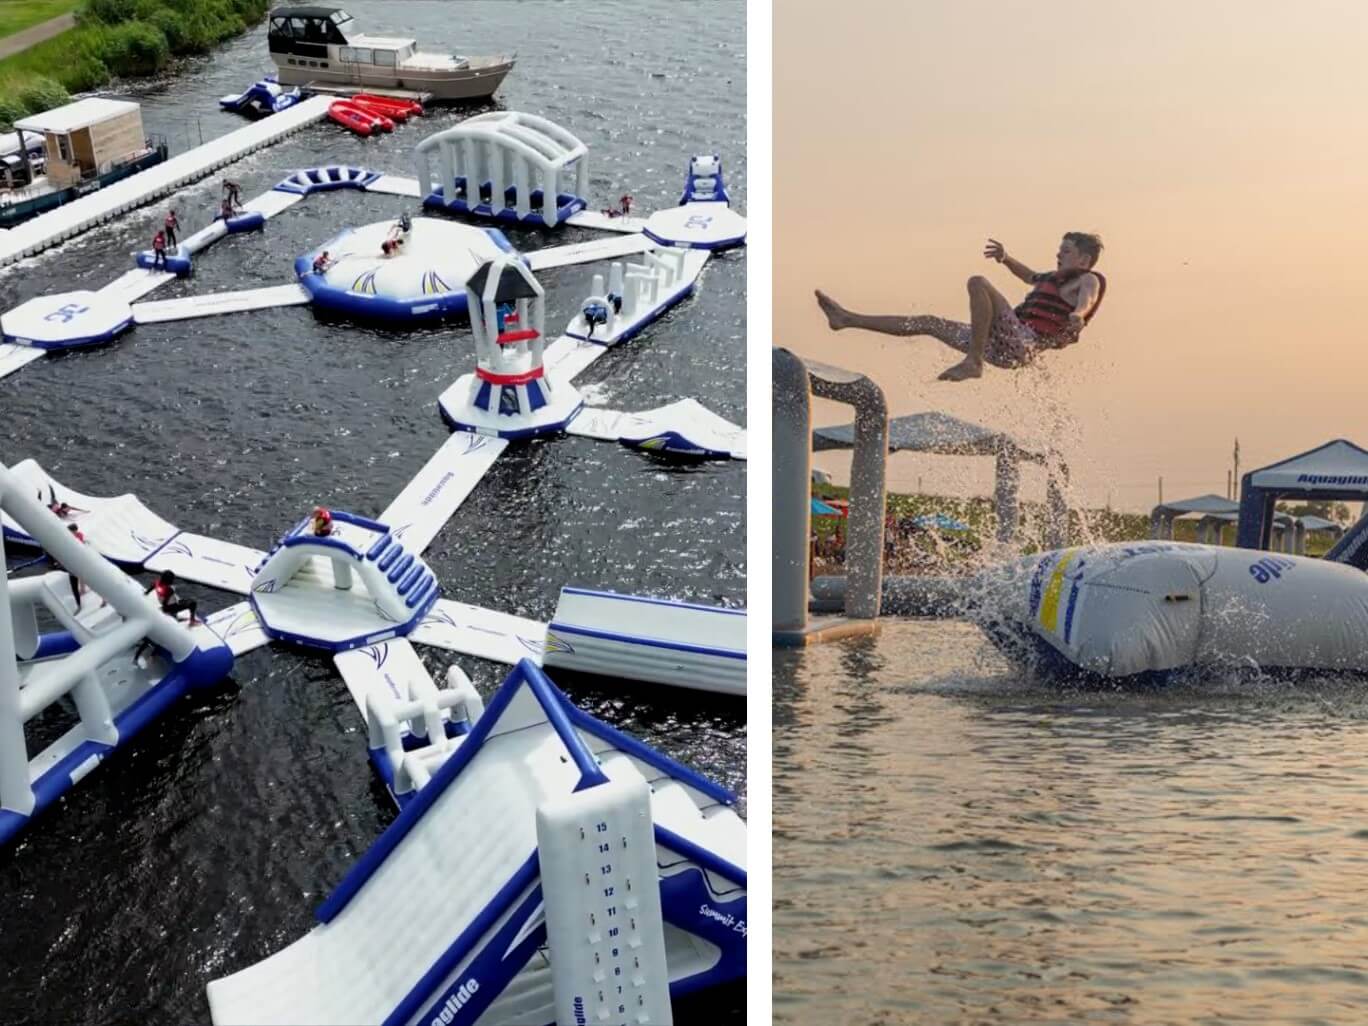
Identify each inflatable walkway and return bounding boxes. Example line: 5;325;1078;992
206;660;746;1026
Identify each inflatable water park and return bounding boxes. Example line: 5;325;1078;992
1;93;747;1024
774;350;1368;683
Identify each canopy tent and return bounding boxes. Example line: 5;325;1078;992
810;498;841;517
1149;493;1239;542
1237;439;1368;551
813;411;1068;547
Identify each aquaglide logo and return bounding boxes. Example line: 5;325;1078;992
428;977;479;1025
1249;556;1295;583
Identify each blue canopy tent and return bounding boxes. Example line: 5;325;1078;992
1237;439;1368;562
810;498;841;517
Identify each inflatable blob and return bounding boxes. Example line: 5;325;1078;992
296;217;515;322
978;541;1368;681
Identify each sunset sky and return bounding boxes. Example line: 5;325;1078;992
775;0;1368;511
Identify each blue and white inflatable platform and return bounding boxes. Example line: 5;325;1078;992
135;209;266;276
249;510;440;652
297;218;516;322
643;155;747;251
0;290;134;350
205;659;746;1025
219;76;302;117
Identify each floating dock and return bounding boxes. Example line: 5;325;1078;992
0;95;332;268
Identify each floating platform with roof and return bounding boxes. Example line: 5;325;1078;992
415;111;589;228
438;254;583;439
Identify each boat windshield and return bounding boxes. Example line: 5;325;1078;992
330;10;354;32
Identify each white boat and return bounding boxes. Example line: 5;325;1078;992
267;5;514;102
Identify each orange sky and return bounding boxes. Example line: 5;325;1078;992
775;0;1368;510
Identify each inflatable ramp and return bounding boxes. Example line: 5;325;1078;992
206;660;746;1026
566;399;747;460
1;459;178;567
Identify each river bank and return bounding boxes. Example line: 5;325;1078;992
0;0;269;129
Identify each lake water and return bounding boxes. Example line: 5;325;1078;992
0;2;745;1021
775;618;1368;1025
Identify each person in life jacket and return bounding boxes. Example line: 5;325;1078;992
815;232;1107;382
152;229;168;270
311;506;333;537
312;250;332;275
131;570;198;664
164;209;179;248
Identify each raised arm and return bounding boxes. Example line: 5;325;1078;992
983;238;1037;284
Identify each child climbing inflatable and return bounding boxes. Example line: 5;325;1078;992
815;231;1107;381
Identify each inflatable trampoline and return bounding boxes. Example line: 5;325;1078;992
296;217;517;321
976;541;1368;682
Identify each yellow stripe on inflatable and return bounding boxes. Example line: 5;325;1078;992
1038;549;1078;634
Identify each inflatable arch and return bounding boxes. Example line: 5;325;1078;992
415;111;590;228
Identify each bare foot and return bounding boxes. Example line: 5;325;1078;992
814;289;853;331
938;358;983;382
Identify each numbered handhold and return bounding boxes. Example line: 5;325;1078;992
1;290;134;350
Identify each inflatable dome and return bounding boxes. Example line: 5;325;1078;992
978;541;1368;681
295;217;517;322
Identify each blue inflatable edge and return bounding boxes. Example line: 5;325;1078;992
422;187;588;228
247;584;439;654
642;225;747;252
619;429;734;460
439;411;582;441
3;314;134;350
274;166;381;196
547;620;745;663
301;274;472;322
0;640;233;848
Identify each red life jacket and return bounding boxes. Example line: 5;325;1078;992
154;580;173;604
1015;269;1107;346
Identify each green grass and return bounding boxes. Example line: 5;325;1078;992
0;0;80;41
0;0;270;130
